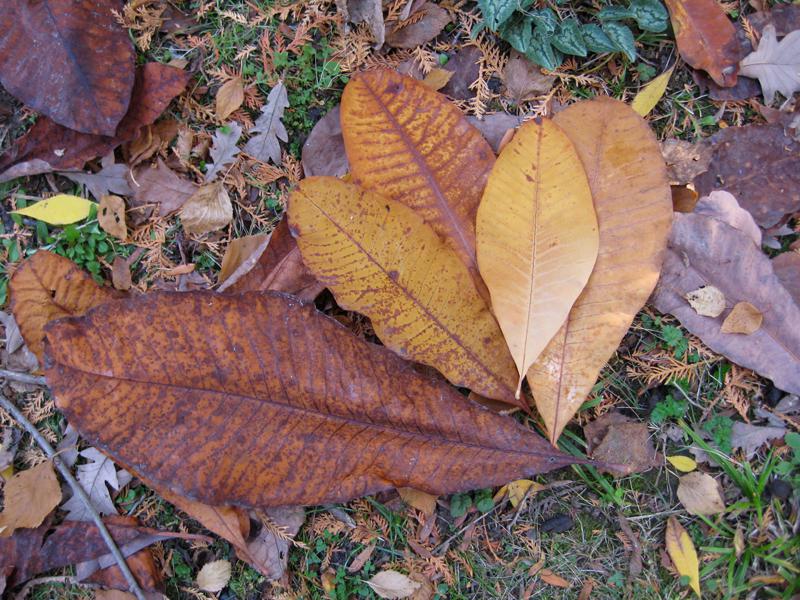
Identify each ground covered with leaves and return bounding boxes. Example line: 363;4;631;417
0;0;799;599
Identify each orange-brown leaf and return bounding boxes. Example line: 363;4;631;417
44;291;580;507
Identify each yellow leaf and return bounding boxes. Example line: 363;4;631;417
422;68;454;91
665;517;701;597
477;118;599;396
631;66;675;117
398;487;438;516
12;194;95;225
526;97;672;444
506;479;544;507
667;455;697;472
0;461;61;537
288;176;520;406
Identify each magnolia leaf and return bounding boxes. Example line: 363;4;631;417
665;517;701;597
477;118;598;396
341;69;495;297
720;301;763;334
216;77;244;121
0;461;61;537
685;285;726;318
205;122;242;182
180;181;233;236
632;65;675;116
677;472;725;515
739;25;800;105
667;455;697;472
12;195;95;226
243;82;289;166
527;97;672;443
694;191;762;245
366;570;421;599
43;291;581;507
664;0;741;87
288;177;519;405
61;448;131;522
197;560;231;593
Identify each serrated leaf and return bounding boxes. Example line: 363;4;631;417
477;118;599;395
630;0;670;32
61;447;131;522
582;23;619;53
739;25;800;105
598;6;635;20
527;30;563;70
603;21;637;61
243;81;289;165
552;18;588;57
12;194;95;225
665;517;701;596
631;65;675;116
289;176;519;405
205;122;242;182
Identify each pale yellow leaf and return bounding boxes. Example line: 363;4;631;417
197;559;232;592
632;66;675;116
721;301;763;334
12;195;95;225
366;570;421;599
677;472;725;515
667;455;697;472
685;285;725;318
506;479;544;507
216;77;245;121
665;517;701;597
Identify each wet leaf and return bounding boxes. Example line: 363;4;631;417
205;122;242;182
61;448;131;522
386;3;450;48
12;194;95;226
98;195;127;240
632;65;674;116
685;285;726;317
527;97;672;443
289;177;519;405
730;422;786;458
0;0;135;135
216;77;244;121
130;158;198;218
477;118;599;396
243;82;289;166
43;291;580;507
664;0;741;86
720;301;763;334
180;181;232;236
197;560;231;593
739;25;800;105
665;517;701;596
677;471;725;515
301;105;348;178
367;570;421;599
0;461;61;537
667;455;697;472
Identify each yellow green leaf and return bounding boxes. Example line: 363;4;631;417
506;479;544;507
12;194;95;225
667;455;697;472
665;517;701;597
631;66;675;117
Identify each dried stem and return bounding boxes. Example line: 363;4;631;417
0;369;47;386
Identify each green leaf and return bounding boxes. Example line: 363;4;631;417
526;29;563;70
703;415;733;455
530;8;559;35
450;492;472;518
598;6;635;21
551;18;587;57
581;23;618;53
478;0;533;30
499;15;533;54
629;0;669;32
474;489;494;513
603;21;637;61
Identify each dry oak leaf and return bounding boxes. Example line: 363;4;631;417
130;158;198;218
385;3;450;49
0;63;190;183
664;0;742;87
98;195;128;241
739;25;800;105
9;250;119;362
216;77;244;121
205;122;242;182
61;447;131;522
243;82;289;166
341;69;496;298
0;461;61;537
526;97;672;443
289;177;519;406
197;560;231;593
180;181;233;236
665;517;701;597
0;0;135;136
720;301;763;334
677;471;725;515
477;117;599;396
43;291;581;507
367;570;421;599
301;105;349;178
61;154;133;202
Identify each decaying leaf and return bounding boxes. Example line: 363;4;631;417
180;181;232;236
243;82;289;166
677;471;725;515
0;461;61;537
527;97;672;443
216;77;244;121
12;194;95;226
685;285;726;317
61;154;133;202
694;191;761;246
367;570;421;599
9;251;119;361
730;422;786;458
661;138;713;185
665;517;701;597
720;301;763;334
441;46;482;100
503;51;557;105
584;412;658;475
342;69;496;295
0;0;135;135
98;195;128;240
218;234;271;286
111;257;132;292
343;0;385;46
197;560;231;593
205;122;242;182
477;118;599;395
539;569;571;588
773;251;800;303
61;447;131;522
467;113;523;153
667;455;697;472
664;0;741;87
739;25;800;105
398;488;438;517
301;105;348;178
43;291;581;507
289;177;519;405
130;158;198;219
631;65;675;116
386;3;450;48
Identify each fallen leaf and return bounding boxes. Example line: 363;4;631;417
502;51;556;104
344;0;385;46
216;77;244;121
421;68;454;91
477;117;599;395
694;191;762;246
61;154;133;202
197;560;231;593
205;122;242;182
348;543;377;573
43;290;581;507
720;301;763;334
584;412;658;475
578;578;597;600
730;422;786;458
661;138;713;185
677;471;726;515
130;158;198;218
61;447;131;522
218;235;271;286
667;455;697;472
301;105;348;178
111;257;132;292
9;251;119;361
0;0;135;135
243;82;289;166
440;46;482;100
180;181;232;236
773;252;800;303
739;25;800;105
693;122;800;228
685;285;726;317
342;69;495;297
527;97;672;443
632;65;675;116
289;176;519;405
466;113;523;153
0;461;61;537
398;488;438;517
665;517;701;596
12;194;95;226
367;570;421;599
671;185;700;213
98;195;127;240
540;569;571;588
386;3;450;48
506;479;544;508
244;506;305;580
664;0;741;86
126;118;180;168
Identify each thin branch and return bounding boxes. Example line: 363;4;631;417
0;393;146;600
0;369;47;386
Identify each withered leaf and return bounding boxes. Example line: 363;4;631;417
217;234;271;286
344;0;385;46
130;158;198;218
730;421;786;457
694;191;762;246
503;51;556;104
739;25;800;105
685;285;726;317
111;257;132;292
677;471;725;515
243;83;289;166
61;154;133;202
301;105;348;178
421;68;454;91
197;560;231;593
773;251;800;303
665;517;701;597
0;0;135;136
583;412;658;475
466;113;523;153
720;301;763;334
660;138;713;185
98;195;128;240
205;122;242;182
440;46;482;100
180;181;233;236
44;291;581;507
61;447;131;522
0;461;61;537
367;570;421;599
386;3;450;48
216;77;244;121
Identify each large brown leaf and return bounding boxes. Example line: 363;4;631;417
526;97;672;443
9;251;120;362
341;69;495;295
0;0;135;136
288;177;519;405
43;291;580;507
0;63;190;183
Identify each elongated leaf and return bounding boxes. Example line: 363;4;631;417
44;291;580;507
288;177;519;405
341;69;495;295
665;517;701;596
12;195;95;226
477;118;598;395
631;65;675;116
526;97;672;444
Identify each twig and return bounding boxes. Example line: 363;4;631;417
0;369;47;386
0;393;146;600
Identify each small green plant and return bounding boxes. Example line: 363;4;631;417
775;432;800;490
650;392;688;424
